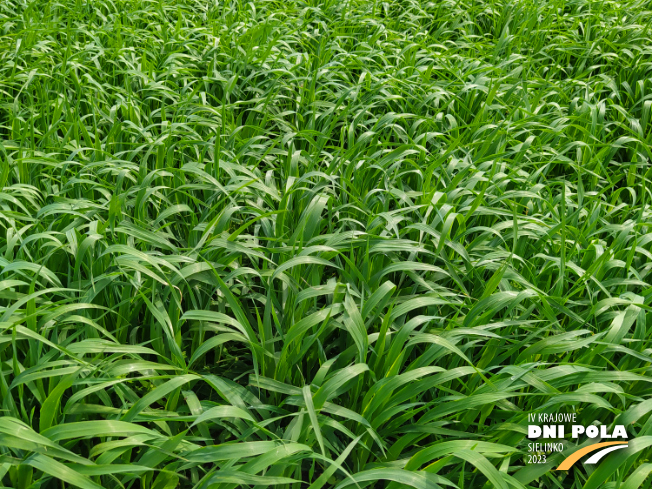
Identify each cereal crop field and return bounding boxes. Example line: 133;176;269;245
1;0;652;487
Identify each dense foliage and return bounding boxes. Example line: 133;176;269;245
1;0;652;487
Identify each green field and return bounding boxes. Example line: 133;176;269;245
1;0;652;487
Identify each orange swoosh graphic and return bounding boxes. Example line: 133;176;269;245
556;441;628;470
